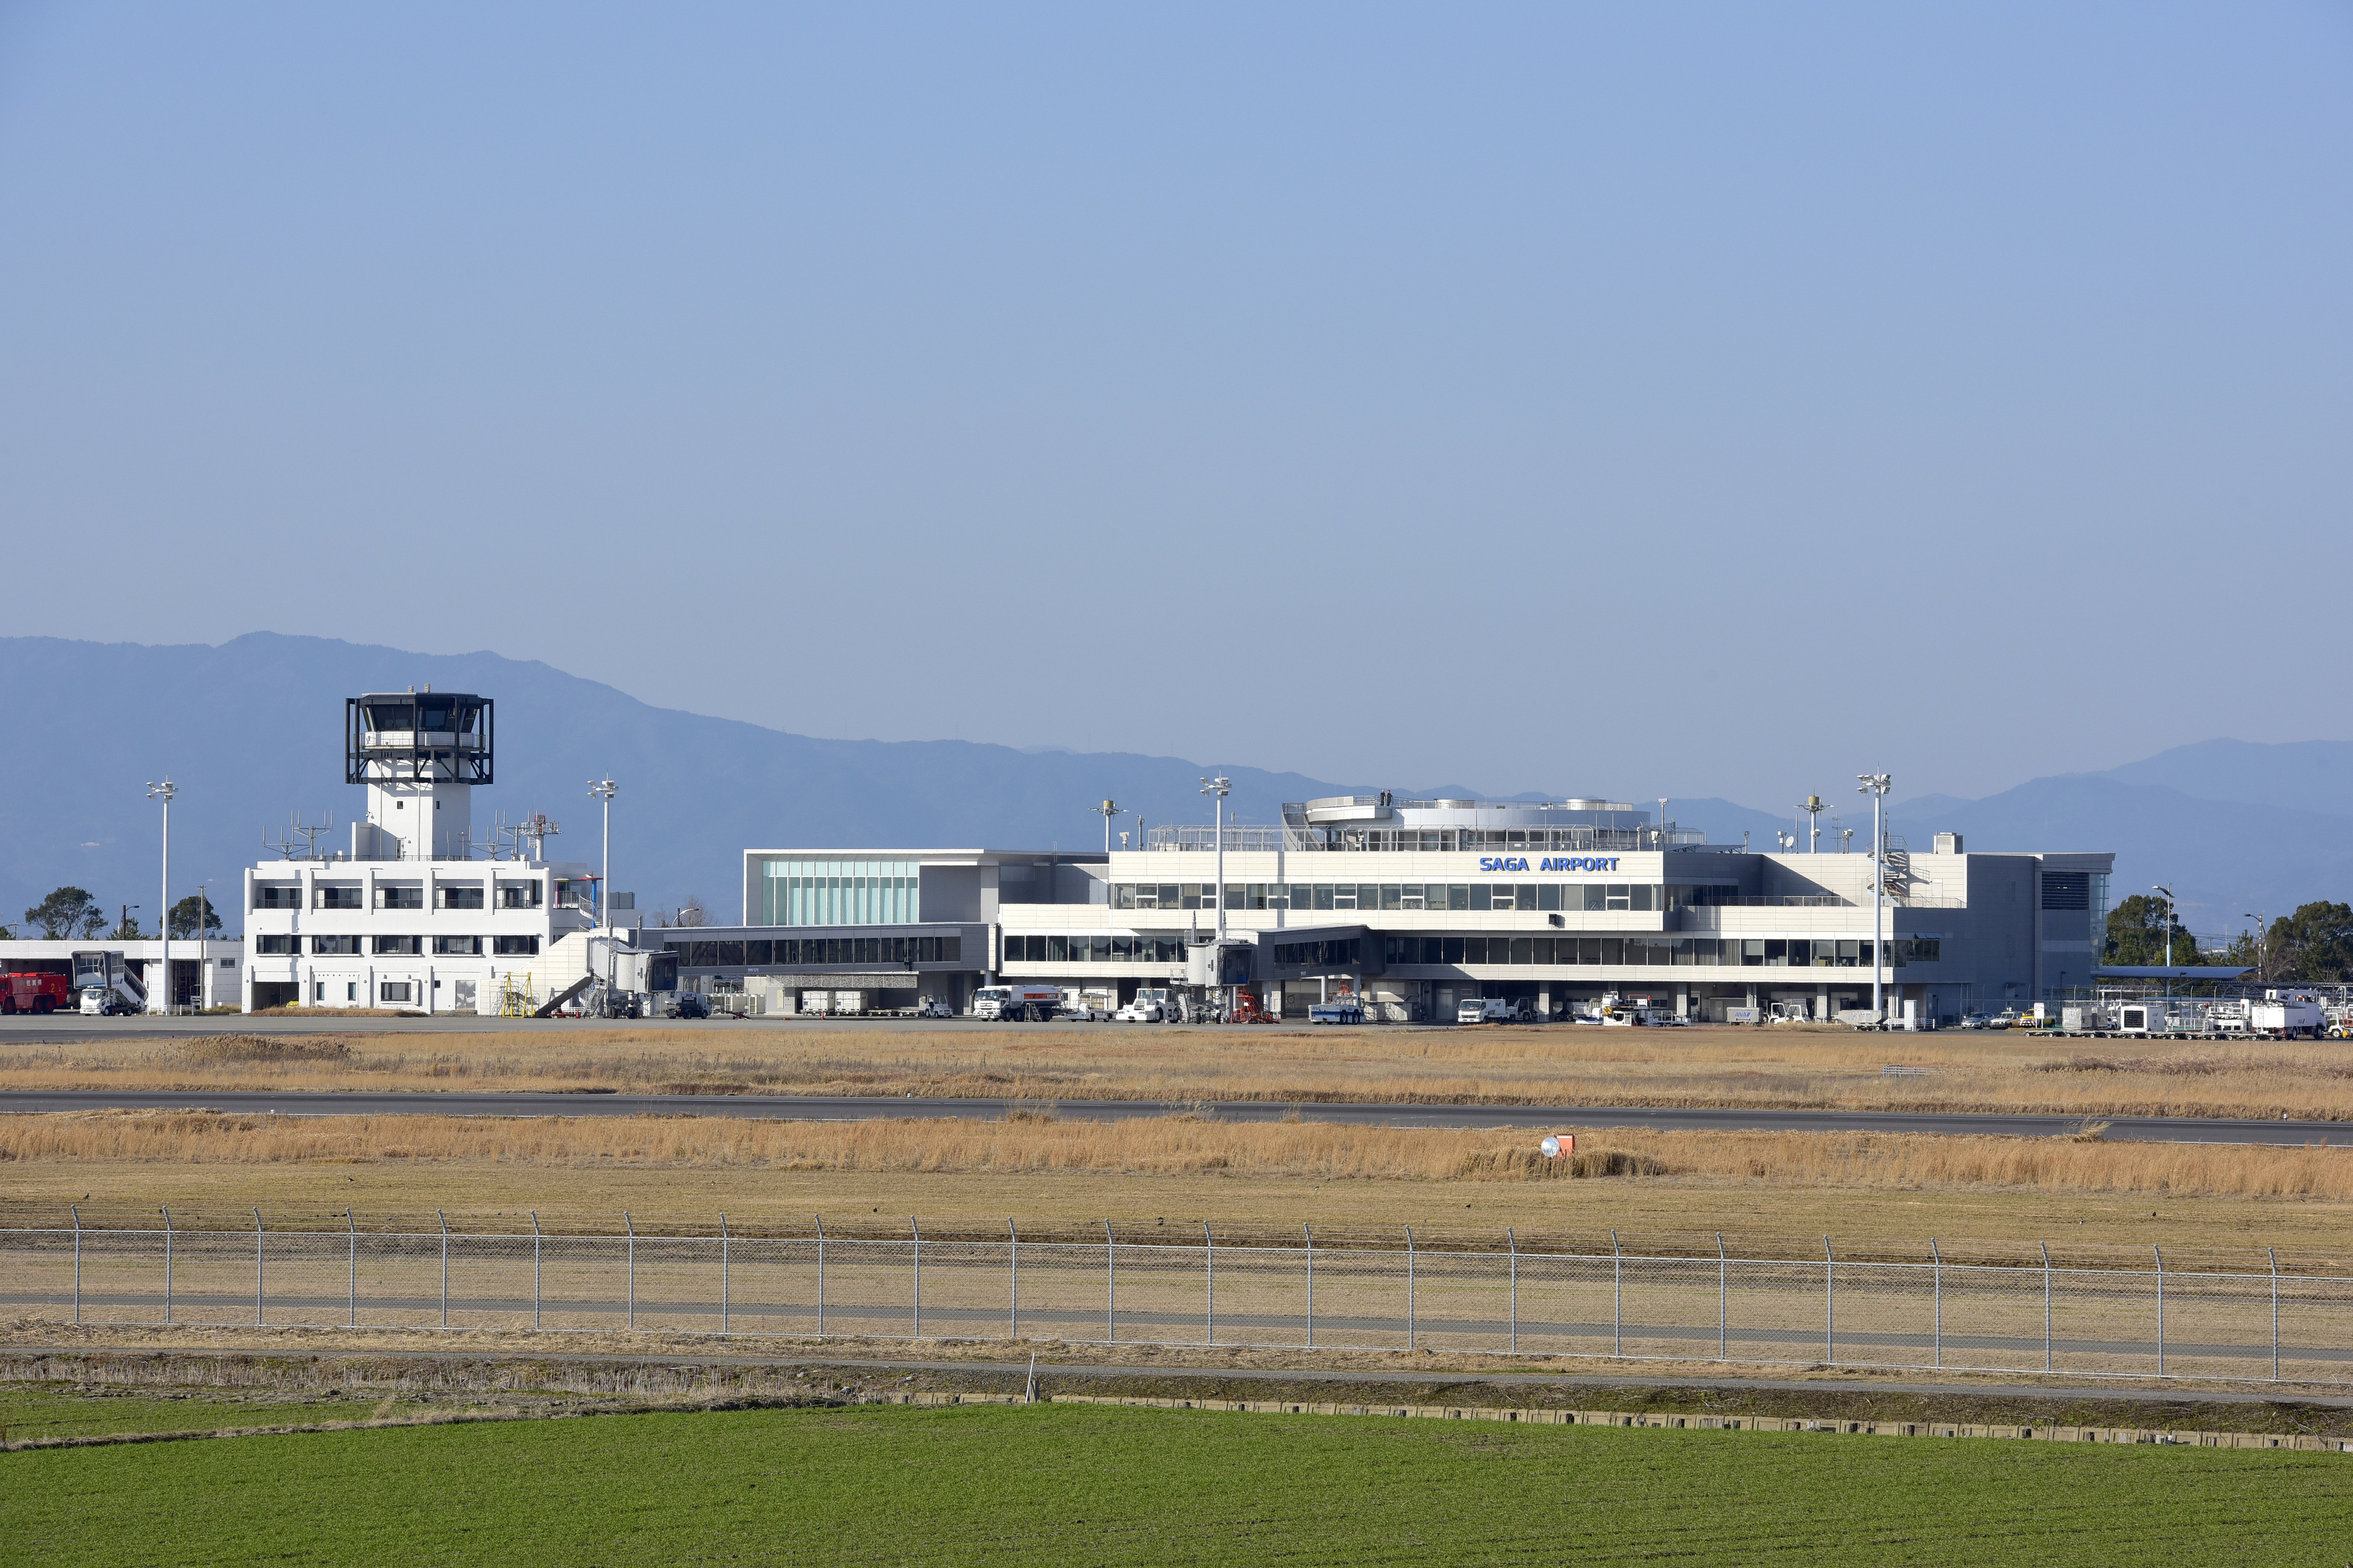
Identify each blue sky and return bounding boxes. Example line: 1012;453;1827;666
2;3;2347;808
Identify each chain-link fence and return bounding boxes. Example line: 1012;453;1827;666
5;1212;2347;1384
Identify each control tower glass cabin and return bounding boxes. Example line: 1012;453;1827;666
345;692;493;861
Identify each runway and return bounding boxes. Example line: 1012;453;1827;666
1;1087;2342;1145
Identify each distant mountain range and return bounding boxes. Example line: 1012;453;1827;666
0;635;2343;937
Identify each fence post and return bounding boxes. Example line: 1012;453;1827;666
531;1211;542;1332
161;1206;173;1327
254;1207;265;1327
814;1215;826;1339
2153;1245;2165;1377
1823;1236;1834;1366
720;1213;731;1335
438;1210;449;1328
1717;1233;1727;1362
1304;1223;1315;1351
71;1205;82;1326
1508;1228;1518;1356
912;1217;923;1339
1929;1238;1941;1370
625;1212;635;1332
1104;1219;1115;1344
1609;1230;1621;1359
2269;1247;2280;1382
2040;1241;2051;1373
346;1209;357;1328
1406;1226;1417;1353
1204;1222;1215;1347
1008;1220;1019;1342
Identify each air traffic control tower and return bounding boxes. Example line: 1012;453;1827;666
345;689;493;861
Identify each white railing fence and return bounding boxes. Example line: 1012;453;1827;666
6;1213;2348;1386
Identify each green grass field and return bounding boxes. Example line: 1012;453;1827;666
6;1403;2349;1565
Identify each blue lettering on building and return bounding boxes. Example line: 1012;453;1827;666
1479;855;1621;873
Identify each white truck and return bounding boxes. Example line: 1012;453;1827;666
973;983;1063;1021
2249;991;2325;1039
1457;996;1525;1024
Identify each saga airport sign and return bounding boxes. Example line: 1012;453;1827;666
1479;856;1622;873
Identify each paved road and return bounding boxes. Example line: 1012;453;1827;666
2;1086;2343;1144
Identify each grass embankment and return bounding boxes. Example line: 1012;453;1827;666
6;1401;2349;1566
8;1025;2353;1120
14;1353;2353;1444
5;1110;2351;1252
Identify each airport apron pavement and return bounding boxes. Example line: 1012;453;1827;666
0;1089;2342;1144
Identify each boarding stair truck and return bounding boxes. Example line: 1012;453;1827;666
2250;990;2325;1040
1;970;73;1015
71;950;145;1016
973;982;1062;1021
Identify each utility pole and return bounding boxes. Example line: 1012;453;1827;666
1857;774;1891;1020
146;779;175;1013
1094;800;1121;855
2244;913;2265;983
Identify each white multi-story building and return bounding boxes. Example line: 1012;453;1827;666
240;690;602;1013
671;795;2113;1025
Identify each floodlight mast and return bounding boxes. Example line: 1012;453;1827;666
1201;777;1230;940
2152;884;2174;1005
1857;774;1892;1020
588;779;618;929
1094;799;1121;855
146;779;175;1013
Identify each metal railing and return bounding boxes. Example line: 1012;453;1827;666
6;1213;2348;1385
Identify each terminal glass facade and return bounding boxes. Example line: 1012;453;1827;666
762;858;921;926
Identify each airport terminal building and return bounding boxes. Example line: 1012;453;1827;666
671;796;2113;1024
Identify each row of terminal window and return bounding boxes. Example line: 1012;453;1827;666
666;935;963;969
1308;830;1639;852
254;885;541;910
255;935;541;956
1001;935;1189;964
1272;939;1363;967
1374;936;1942;968
1114;883;1708;912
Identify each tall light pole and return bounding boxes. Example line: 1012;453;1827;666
1857;773;1891;1021
588;779;617;930
2244;913;2265;983
1200;777;1229;943
2152;885;2175;1009
146;779;175;1013
1094;799;1122;855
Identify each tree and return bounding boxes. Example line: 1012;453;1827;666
168;894;223;939
24;887;104;940
2264;902;2353;983
2104;892;2194;967
111;911;144;940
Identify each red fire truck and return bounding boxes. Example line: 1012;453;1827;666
1;970;73;1014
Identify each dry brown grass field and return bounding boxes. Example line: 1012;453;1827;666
9;1023;2353;1119
5;1109;2350;1256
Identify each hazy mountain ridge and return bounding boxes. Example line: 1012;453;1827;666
1;636;2343;939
